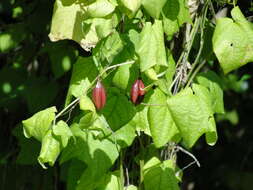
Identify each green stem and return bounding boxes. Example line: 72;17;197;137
233;0;236;7
139;159;144;190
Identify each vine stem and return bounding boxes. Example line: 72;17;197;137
53;60;135;124
172;15;201;94
184;0;209;88
208;0;216;22
176;16;201;67
185;60;206;88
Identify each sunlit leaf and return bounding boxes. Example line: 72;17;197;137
52;120;73;148
22;107;57;141
167;87;217;147
148;89;179;147
86;0;116;18
61;125;119;189
143;157;179;190
120;0;141;17
142;0;167;19
38;130;61;169
65;57;98;105
137;20;167;72
213;6;253;73
49;0;119;51
162;0;191;39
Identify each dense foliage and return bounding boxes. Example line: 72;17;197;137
1;0;253;189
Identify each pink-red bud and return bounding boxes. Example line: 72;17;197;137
131;79;145;105
92;81;106;110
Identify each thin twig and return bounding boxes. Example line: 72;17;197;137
177;160;197;175
140;103;167;107
176;145;201;167
55;98;80;120
125;166;130;187
92;60;135;88
65;103;78;123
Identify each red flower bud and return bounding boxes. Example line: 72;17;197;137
92;81;106;110
131;79;145;105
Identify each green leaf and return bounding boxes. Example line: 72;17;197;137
38;130;61;169
213;6;253;73
95;171;122;190
157;52;176;94
148;89;179;147
152;20;168;68
142;0;167;19
80;95;96;112
89;115;112;138
119;0;141;18
101;88;136;131
134;105;151;136
49;0;85;47
167;87;217;148
49;0;119;51
86;0;116;18
192;84;217;146
79;95;97;129
137;20;167;72
143;157;161;171
110;120;136;148
22;107;57;141
80;14;120;50
195;72;225;114
93;32;125;64
65;57;98;105
113;63;131;90
144;68;158;81
166;52;176;84
52;120;73;148
162;0;191;39
128;29;140;48
66;159;87;190
143;157;179;190
61;125;119;189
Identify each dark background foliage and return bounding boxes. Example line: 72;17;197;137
0;0;253;189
